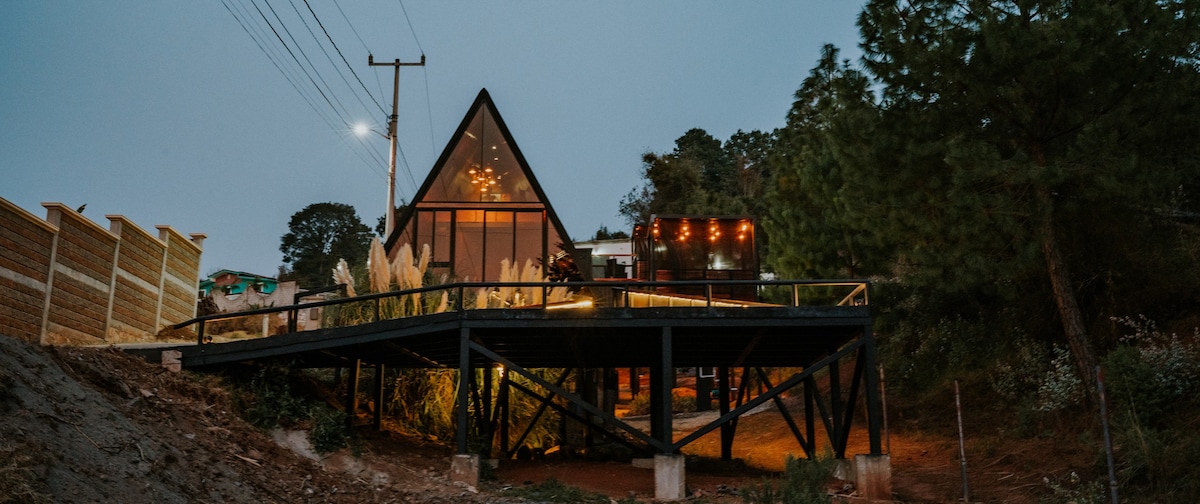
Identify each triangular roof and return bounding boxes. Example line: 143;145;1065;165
385;89;585;281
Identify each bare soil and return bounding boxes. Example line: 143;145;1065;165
0;335;1097;503
0;336;504;503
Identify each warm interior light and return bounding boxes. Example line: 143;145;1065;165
546;298;594;310
468;164;501;199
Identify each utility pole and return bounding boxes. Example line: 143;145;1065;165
369;54;425;238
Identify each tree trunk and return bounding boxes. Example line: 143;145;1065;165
1037;187;1099;401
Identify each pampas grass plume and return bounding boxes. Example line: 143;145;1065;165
368;237;390;294
332;258;356;297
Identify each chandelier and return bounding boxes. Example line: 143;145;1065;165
468;165;501;198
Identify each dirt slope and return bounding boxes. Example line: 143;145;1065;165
0;335;503;503
1;334;1095;503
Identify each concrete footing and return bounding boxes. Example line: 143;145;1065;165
161;350;182;373
854;454;892;502
654;454;686;501
833;458;856;483
449;454;480;488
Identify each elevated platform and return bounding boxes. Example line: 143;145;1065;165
175;304;870;370
162;280;884;500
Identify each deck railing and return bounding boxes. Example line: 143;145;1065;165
173;279;869;346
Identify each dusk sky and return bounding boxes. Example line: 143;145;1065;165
1;1;865;278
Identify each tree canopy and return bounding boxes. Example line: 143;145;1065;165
279;202;373;288
619;128;774;227
624;1;1200;397
762;0;1200;392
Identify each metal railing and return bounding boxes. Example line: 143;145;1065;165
174;279;869;346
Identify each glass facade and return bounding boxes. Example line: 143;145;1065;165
394;91;578;283
633;216;758;300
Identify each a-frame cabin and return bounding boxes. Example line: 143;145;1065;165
385;89;585;283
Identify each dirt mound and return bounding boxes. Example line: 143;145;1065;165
0;336;503;503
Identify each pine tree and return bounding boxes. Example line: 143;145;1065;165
843;0;1200;393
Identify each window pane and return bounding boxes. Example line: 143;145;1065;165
434;211;452;263
485;211;515;281
514;211;544;277
415;210;434;253
454;212;484;281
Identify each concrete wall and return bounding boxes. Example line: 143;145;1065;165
0;197;204;345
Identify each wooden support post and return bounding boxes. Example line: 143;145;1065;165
345;359;361;431
653;326;674;453
499;368;510;457
482;364;493;458
804;377;817;458
603;367;619;416
696;368;713;412
456;328;471;454
718;366;733;460
580;367;595;449
863;325;884;455
374;363;386;431
830;354;844;458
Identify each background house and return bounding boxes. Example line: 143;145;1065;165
199;270;325;334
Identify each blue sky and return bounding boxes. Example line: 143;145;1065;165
1;1;865;278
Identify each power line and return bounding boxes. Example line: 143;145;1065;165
331;0;371;54
287;0;377;119
423;67;437;155
221;0;436;202
301;0;387;115
226;0;394;194
259;0;355;126
224;0;340;135
397;0;424;55
391;0;437;158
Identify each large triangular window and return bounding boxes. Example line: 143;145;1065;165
387;89;583;283
423;101;538;203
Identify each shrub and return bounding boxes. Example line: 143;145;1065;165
1104;316;1198;427
990;341;1082;413
240;365;310;429
624;390;696;416
741;453;834;504
1102;316;1200;499
308;405;348;453
885;315;1008;396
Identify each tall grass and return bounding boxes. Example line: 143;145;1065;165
333;238;580;320
475;258;572;309
332;239;581;451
